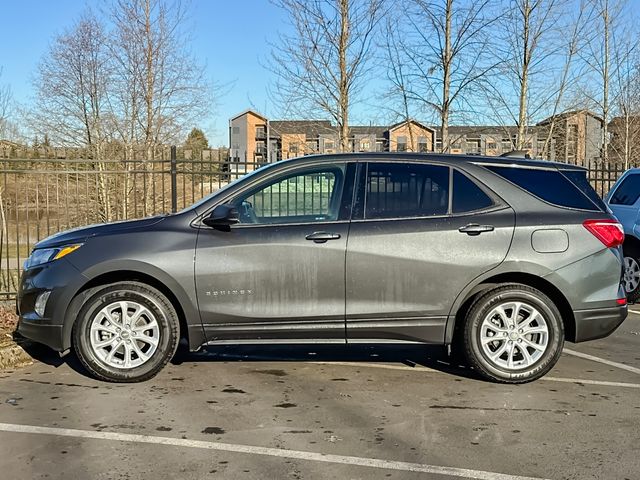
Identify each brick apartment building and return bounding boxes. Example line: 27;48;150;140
228;108;604;168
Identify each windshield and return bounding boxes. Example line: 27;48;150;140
179;162;278;213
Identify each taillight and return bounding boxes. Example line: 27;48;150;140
583;219;624;248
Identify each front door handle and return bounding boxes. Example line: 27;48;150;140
305;232;341;243
458;224;495;236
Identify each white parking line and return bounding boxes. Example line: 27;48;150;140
562;348;640;375
0;422;548;480
628;309;640;315
543;377;640;389
313;361;640;388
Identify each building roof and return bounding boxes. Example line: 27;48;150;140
388;119;435;133
537;109;604;126
229;109;268;122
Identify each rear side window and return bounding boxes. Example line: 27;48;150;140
609;173;640;206
453;170;494;213
365;163;449;219
485;165;598;211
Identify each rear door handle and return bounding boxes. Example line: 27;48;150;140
305;232;341;243
458;224;495;236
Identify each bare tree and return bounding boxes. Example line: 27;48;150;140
482;0;567;150
385;0;501;152
32;12;114;219
109;0;211;161
0;68;13;140
270;0;384;152
608;34;640;168
579;0;634;163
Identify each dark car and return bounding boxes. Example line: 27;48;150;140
17;153;628;383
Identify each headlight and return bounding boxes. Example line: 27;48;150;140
24;244;82;269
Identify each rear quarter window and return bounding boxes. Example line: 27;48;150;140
485;165;600;211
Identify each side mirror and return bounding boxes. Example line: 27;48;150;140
203;204;239;231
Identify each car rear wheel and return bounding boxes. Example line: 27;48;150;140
463;284;564;383
622;245;640;303
73;282;179;382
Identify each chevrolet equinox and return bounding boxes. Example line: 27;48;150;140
17;153;628;383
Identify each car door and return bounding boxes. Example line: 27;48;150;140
345;161;515;343
195;161;355;342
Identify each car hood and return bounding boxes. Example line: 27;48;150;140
34;216;167;249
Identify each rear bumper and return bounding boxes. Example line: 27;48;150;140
572;304;627;342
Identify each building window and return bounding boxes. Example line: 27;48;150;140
255;125;266;139
360;140;371;151
418;136;429;152
467;139;481;154
396;136;407;152
306;140;318;153
487;142;497;150
324;141;335;151
232;126;240;134
376;140;385;152
289;143;299;154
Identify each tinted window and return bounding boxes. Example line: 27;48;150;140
365;163;449;219
486;165;597;210
609;173;640;206
561;170;606;211
453;171;494;213
235;166;344;224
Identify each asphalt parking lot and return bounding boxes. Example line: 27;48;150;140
1;312;640;480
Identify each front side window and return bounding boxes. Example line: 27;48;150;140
609;173;640;206
364;163;449;219
234;165;344;224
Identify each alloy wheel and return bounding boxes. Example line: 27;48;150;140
89;300;160;369
479;301;549;370
623;256;640;294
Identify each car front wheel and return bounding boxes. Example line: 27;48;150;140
463;284;564;383
73;281;179;382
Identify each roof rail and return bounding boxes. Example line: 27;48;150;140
500;150;531;159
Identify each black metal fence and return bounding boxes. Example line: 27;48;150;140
0;152;632;297
0;150;263;297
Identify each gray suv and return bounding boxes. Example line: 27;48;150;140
17;153;628;383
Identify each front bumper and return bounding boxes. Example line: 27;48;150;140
17;320;64;351
16;258;86;352
573;304;627;342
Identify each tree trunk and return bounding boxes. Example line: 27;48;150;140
602;0;610;163
517;0;531;150
338;0;350;152
441;0;453;153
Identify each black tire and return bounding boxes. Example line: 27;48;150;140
462;284;564;384
622;244;640;303
72;281;179;382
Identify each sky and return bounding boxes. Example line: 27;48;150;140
0;0;293;146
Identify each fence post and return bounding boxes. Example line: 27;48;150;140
170;146;177;213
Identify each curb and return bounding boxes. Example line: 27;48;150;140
0;331;33;371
